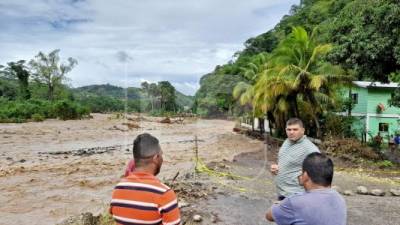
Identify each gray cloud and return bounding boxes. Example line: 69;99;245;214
0;0;298;95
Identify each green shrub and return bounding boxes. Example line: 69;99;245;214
54;100;80;120
375;160;394;168
31;113;45;122
0;99;91;122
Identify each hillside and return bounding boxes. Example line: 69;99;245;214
74;84;194;109
194;0;400;116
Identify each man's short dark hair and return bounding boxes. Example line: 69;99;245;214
286;118;304;128
133;133;161;159
302;152;334;186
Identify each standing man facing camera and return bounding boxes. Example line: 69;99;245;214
270;118;320;200
110;133;181;225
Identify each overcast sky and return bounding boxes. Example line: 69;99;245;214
0;0;298;95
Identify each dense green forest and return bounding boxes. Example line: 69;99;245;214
194;0;400;138
0;50;194;122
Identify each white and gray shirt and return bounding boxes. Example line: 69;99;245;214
275;135;320;197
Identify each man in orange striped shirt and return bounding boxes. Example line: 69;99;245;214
110;133;181;225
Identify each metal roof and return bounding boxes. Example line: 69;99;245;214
353;81;399;88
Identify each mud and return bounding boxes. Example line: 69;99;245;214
0;114;261;225
1;114;399;225
182;146;400;225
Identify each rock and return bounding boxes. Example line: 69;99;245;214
160;117;171;124
122;122;140;129
57;212;100;225
390;189;400;196
19;159;26;163
356;186;368;195
6;157;12;161
370;189;385;196
193;214;202;222
178;200;190;208
343;190;354;196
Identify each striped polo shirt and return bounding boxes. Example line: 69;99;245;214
275;135;320;197
110;171;181;225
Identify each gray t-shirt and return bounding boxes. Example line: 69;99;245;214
272;188;347;225
275;136;319;197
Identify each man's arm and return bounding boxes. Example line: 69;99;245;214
158;189;181;225
265;199;295;225
270;164;279;175
265;208;274;221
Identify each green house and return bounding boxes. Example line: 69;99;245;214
347;81;400;141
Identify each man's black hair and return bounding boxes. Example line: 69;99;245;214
133;133;161;160
302;152;334;186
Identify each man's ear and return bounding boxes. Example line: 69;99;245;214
303;171;310;182
151;154;158;163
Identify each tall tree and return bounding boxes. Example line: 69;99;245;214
158;81;177;112
29;49;77;101
1;60;31;100
233;53;269;133
328;0;400;82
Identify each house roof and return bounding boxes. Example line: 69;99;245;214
353;81;399;88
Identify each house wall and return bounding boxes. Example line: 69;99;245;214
351;87;368;114
351;116;366;139
368;116;399;140
345;85;400;141
367;88;398;114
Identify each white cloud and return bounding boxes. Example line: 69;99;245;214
0;0;298;95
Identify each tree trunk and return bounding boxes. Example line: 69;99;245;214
313;115;321;139
48;83;54;101
251;116;255;132
258;117;265;134
287;94;299;118
348;88;352;116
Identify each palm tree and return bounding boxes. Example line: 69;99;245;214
253;26;351;138
233;53;269;133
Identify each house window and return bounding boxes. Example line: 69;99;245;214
351;93;358;104
379;123;389;132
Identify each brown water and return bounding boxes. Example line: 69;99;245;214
0;114;263;225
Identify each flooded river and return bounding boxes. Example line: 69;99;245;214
0;114;262;225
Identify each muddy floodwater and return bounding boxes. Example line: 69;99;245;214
0;114;262;225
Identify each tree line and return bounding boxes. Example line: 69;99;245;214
0;50;184;122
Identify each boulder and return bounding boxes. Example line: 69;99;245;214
390;189;400;196
193;214;202;222
370;189;385;196
356;186;368;195
343;190;354;196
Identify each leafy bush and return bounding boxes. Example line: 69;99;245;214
31;113;44;122
375;160;394;168
53;100;90;120
0;99;90;122
322;113;357;138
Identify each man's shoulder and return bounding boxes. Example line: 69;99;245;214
115;177;171;194
302;137;320;151
288;189;344;205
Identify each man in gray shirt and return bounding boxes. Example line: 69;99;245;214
266;152;347;225
270;118;319;200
